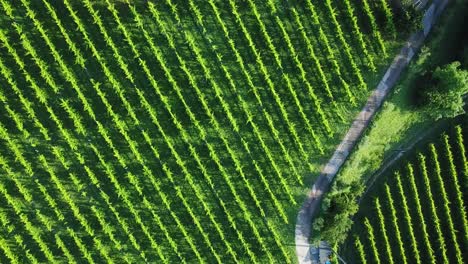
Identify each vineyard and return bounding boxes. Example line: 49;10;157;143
0;0;402;262
343;123;468;263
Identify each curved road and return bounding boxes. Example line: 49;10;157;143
295;1;449;263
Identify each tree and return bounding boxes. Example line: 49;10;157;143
423;61;468;120
311;186;361;245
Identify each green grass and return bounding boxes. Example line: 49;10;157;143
0;0;408;262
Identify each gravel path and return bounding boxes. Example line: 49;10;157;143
295;1;449;263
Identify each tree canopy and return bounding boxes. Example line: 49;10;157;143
423;61;468;120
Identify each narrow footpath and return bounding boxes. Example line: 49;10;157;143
295;1;449;263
